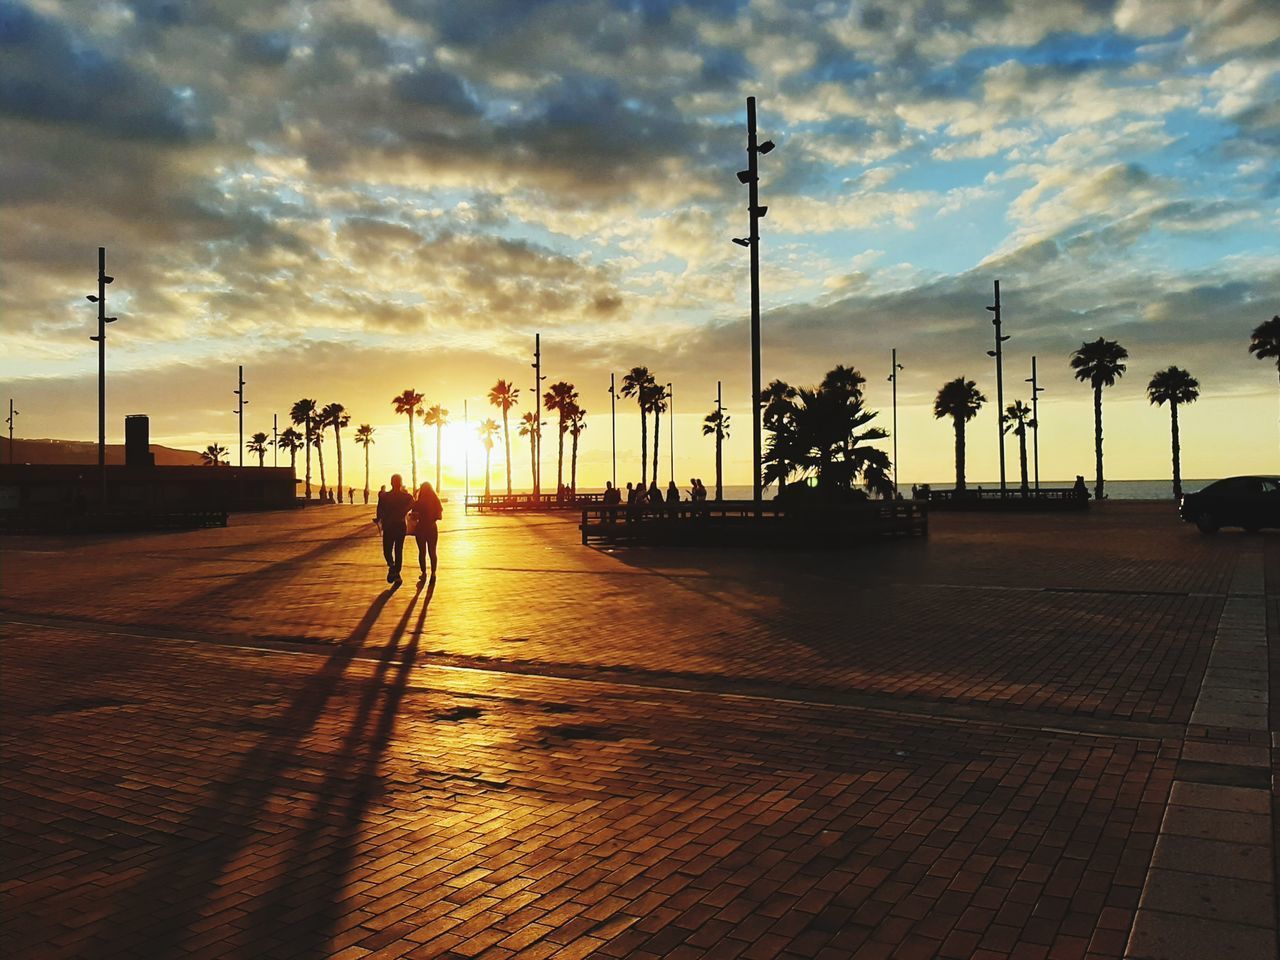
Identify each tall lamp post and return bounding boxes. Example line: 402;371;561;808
233;365;247;467
734;96;774;513
666;381;674;484
985;279;1010;496
1025;356;1045;492
272;413;279;467
888;349;903;498
531;334;545;498
608;372;617;488
5;399;18;463
87;246;117;497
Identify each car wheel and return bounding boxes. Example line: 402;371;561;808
1195;513;1219;534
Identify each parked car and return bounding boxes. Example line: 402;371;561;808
1180;476;1280;533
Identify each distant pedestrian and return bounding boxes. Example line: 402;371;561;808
603;481;621;523
1072;475;1090;500
648;480;663;517
665;480;680;516
348;486;354;503
363;487;369;505
411;481;443;582
376;474;414;585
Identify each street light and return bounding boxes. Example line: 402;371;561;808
531;333;545;498
887;350;904;498
1025;356;1045;493
608;372;617;487
667;381;674;483
233;365;247;468
985;279;1010;496
88;247;118;501
735;96;774;514
5;399;18;463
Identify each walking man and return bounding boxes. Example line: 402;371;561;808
376;473;414;584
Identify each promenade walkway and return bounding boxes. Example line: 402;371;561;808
1;503;1274;959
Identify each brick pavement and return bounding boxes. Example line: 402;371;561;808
0;503;1275;958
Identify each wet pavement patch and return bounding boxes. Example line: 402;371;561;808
34;697;132;716
542;723;619;742
435;705;483;722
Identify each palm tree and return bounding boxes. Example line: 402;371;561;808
567;403;587;496
275;427;304;474
761;367;892;497
488;381;520;495
518;411;538;493
421;404;449;492
201;443;228;466
933;378;986;492
759;379;799;492
320;402;350;502
1147;366;1200;500
479;418;501;497
1002;401;1035;497
1249;316;1280;378
310;428;327;497
289;398;317;498
392;389;425;489
648;383;667;484
543;381;578;497
246;431;270;467
620;366;656;486
1070;337;1129;501
702;406;731;500
354;423;375;502
1249;316;1280;444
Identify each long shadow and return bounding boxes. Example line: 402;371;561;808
232;580;434;956
94;587;400;957
156;522;375;616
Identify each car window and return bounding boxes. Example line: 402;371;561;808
1261;479;1280;495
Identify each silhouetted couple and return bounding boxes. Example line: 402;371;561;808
375;474;443;585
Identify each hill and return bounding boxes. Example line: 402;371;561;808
0;437;204;466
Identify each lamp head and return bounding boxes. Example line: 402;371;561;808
757;140;775;154
736;170;752;184
732;237;751;247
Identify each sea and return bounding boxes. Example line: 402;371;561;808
716;480;1217;501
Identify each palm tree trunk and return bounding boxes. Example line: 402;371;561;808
529;432;536;494
408;414;417;490
1093;384;1104;501
639;407;648;487
556;413;565;495
435;424;442;491
1018;431;1028;496
652;408;661;484
502;408;512;495
571;429;579;495
715;429;723;500
954;418;965;492
316;429;327;496
257;450;265;468
363;445;370;501
335;427;344;502
1170;402;1181;500
304;416;312;498
290;447;298;472
484;447;491;496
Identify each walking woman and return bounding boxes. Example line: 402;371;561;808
412;481;444;581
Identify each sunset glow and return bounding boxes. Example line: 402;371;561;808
1;1;1277;486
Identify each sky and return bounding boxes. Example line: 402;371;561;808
2;0;1278;491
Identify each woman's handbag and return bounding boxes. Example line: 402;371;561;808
405;511;419;536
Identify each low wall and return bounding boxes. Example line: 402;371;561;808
0;464;297;532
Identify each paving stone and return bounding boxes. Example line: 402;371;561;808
1125;908;1277;960
0;506;1273;959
